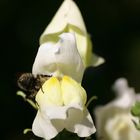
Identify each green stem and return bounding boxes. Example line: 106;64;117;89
23;128;32;134
86;96;97;108
16;91;38;110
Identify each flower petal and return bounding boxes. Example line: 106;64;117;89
39;0;104;68
33;75;96;139
95;78;140;140
40;0;86;42
112;78;136;108
40;103;83;120
73;31;92;67
32;33;84;82
65;108;96;137
61;76;87;106
33;103;96;138
36;77;63;107
69;28;104;67
105;113;140;140
32;110;63;140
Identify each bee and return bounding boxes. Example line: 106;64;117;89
17;73;51;101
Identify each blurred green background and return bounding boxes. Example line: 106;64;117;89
0;0;140;139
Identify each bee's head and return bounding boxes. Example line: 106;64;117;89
17;73;35;91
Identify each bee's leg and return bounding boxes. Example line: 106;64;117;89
41;86;44;93
27;92;37;102
34;83;44;93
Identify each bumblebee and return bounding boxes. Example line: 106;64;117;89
17;73;51;100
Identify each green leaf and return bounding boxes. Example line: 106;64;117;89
131;101;140;117
132;119;140;130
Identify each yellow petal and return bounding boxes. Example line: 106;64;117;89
36;77;63;106
61;76;87;106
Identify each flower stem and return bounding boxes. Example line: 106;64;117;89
86;96;97;108
16;91;38;110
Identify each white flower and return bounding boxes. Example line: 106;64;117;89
95;78;140;140
32;76;96;140
32;33;84;83
39;0;104;68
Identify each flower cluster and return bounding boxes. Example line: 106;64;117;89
17;0;105;139
31;0;103;138
17;0;140;140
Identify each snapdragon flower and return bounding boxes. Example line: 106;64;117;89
39;0;104;68
32;33;84;83
32;76;96;140
95;78;140;140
